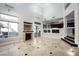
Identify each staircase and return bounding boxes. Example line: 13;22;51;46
61;36;78;47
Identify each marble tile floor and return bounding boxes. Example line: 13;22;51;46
0;37;79;56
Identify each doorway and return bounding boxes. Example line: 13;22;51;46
34;22;41;37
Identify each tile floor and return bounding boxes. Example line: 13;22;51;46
0;37;79;56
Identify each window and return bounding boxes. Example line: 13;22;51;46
52;30;59;33
0;21;8;38
8;23;18;37
43;30;47;33
48;30;50;33
0;21;18;38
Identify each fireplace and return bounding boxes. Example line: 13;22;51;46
23;22;33;41
23;31;33;40
25;33;32;40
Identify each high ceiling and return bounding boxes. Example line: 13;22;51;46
0;3;64;21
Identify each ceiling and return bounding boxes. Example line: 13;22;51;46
0;3;64;21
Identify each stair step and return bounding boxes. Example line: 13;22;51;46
61;38;78;47
66;36;74;40
67;36;74;39
64;37;74;42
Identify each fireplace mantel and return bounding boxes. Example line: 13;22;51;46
23;30;33;33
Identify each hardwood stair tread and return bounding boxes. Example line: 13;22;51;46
67;36;74;39
61;38;78;47
64;37;74;42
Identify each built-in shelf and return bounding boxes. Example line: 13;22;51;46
23;30;33;33
67;22;74;27
43;28;60;33
23;30;33;32
51;23;63;28
67;27;74;29
24;22;33;33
